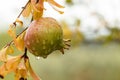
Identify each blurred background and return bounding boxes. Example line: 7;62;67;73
0;0;120;80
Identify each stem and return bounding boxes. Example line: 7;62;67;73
24;47;28;58
13;0;30;26
22;47;28;59
16;27;28;37
17;0;30;19
4;27;28;48
4;0;30;48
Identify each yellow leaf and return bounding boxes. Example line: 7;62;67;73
47;0;64;14
6;46;14;54
31;0;44;11
15;18;23;27
15;61;28;80
0;55;22;78
47;0;64;8
31;0;44;20
22;2;31;17
15;68;28;80
31;0;45;20
49;4;64;14
14;31;26;51
25;58;41;80
0;47;8;62
32;10;43;20
8;24;16;39
0;46;14;62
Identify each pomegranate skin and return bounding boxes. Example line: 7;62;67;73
24;17;64;58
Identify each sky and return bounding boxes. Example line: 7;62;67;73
0;0;120;38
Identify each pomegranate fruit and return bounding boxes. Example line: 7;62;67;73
24;17;70;58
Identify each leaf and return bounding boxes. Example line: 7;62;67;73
31;0;44;11
0;55;22;78
8;24;16;39
22;2;31;17
0;46;14;62
14;31;26;51
15;18;23;27
49;4;64;14
47;0;64;8
31;0;44;20
15;69;27;80
0;47;8;62
32;10;43;20
47;0;64;14
6;46;14;54
15;61;28;80
25;58;41;80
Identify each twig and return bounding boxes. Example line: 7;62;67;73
4;0;30;48
17;0;30;19
16;27;28;37
13;0;30;26
22;47;28;59
4;27;28;48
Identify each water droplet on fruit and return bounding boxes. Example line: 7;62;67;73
43;55;47;58
36;56;40;60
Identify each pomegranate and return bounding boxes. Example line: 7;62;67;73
24;17;70;58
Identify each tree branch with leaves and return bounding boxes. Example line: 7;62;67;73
0;0;70;80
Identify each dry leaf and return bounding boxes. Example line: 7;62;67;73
49;4;64;14
0;46;14;62
15;61;28;80
6;46;14;54
31;0;44;11
47;0;64;14
0;55;22;78
8;24;16;39
22;2;31;17
14;31;26;51
25;58;41;80
32;10;43;20
47;0;64;8
31;0;44;20
15;18;23;27
0;47;8;62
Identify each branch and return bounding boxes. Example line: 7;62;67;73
22;47;28;58
13;0;30;26
4;0;31;48
17;0;30;18
4;27;28;48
